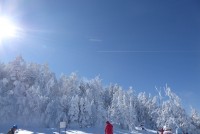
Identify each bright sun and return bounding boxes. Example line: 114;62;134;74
0;17;17;42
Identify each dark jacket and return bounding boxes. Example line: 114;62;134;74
158;128;164;134
7;128;15;134
105;122;113;134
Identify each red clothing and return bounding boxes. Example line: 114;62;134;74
105;122;113;134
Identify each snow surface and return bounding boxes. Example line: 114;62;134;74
0;127;158;134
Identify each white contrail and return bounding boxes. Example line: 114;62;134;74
97;50;200;53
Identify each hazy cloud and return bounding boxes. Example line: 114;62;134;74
89;38;102;42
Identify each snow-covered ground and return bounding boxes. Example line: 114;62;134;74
0;126;158;134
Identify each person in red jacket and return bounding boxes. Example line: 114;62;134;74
105;121;113;134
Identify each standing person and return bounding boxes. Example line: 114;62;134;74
7;125;17;134
140;124;145;130
105;121;113;134
158;127;164;134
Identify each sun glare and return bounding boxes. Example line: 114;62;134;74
0;17;17;42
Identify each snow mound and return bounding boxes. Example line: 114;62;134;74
16;129;33;134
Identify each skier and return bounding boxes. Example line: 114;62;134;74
158;127;164;134
7;125;17;134
140;124;145;130
105;121;113;134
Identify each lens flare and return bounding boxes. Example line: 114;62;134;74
0;17;18;43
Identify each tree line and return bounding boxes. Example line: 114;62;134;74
0;56;200;133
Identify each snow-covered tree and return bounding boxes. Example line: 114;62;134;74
68;95;79;125
190;107;200;133
78;97;92;127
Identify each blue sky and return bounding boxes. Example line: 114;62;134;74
0;0;200;112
